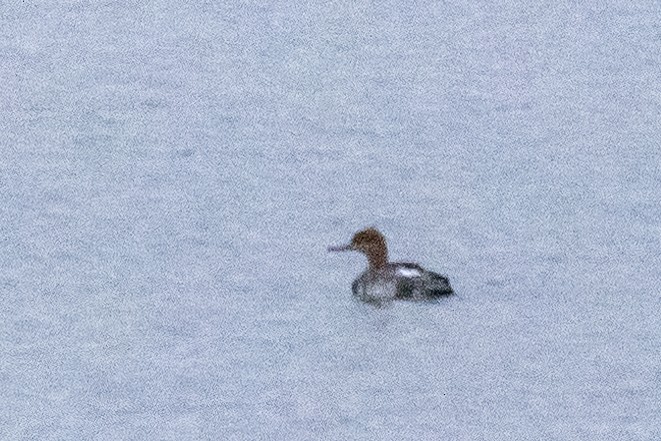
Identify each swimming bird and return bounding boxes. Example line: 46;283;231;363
328;227;454;302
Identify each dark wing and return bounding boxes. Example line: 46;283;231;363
425;271;454;297
392;263;454;299
395;277;417;299
391;262;423;299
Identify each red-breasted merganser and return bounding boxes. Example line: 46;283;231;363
328;227;454;301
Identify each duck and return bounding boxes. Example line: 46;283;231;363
328;227;454;302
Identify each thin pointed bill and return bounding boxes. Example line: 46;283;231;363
327;244;353;252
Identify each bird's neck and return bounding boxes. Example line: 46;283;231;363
366;246;388;270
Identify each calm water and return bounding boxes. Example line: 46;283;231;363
1;1;660;439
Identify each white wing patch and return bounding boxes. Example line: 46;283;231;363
397;267;422;278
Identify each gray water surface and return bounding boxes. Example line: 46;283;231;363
1;1;660;439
